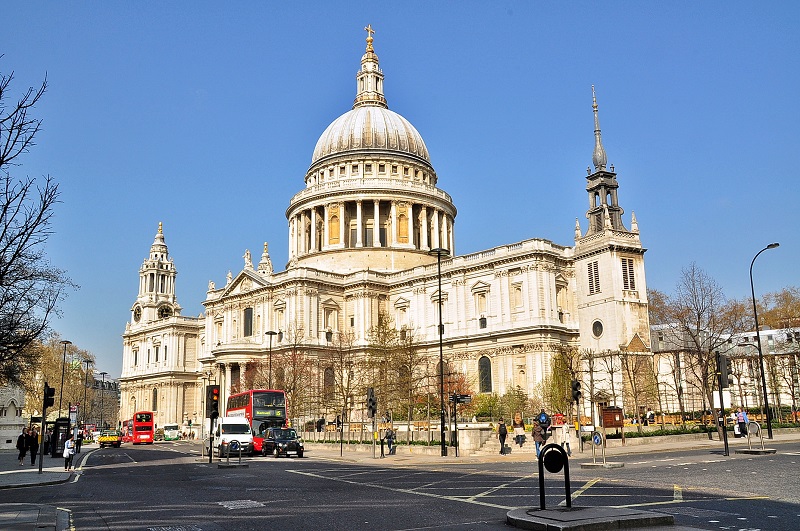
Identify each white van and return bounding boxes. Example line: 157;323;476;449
212;416;254;457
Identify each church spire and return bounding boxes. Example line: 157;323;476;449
353;24;388;109
150;221;168;260
591;85;607;172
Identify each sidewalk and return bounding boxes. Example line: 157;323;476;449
0;447;85;530
304;427;800;465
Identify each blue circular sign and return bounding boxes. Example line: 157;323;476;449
229;440;241;452
592;431;603;446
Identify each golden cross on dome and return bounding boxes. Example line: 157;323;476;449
364;24;375;51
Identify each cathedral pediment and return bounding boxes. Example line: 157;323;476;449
223;270;268;297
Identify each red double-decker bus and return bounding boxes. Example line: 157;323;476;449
131;411;155;444
226;390;287;453
121;419;133;443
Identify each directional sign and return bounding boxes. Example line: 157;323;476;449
592;431;603;446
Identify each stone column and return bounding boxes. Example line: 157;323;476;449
420;207;429;250
323;204;329;251
408;203;415;248
310;207;317;252
390;200;397;245
356;200;363;247
289;217;295;259
339;202;346;247
432;209;440;249
373;200;381;247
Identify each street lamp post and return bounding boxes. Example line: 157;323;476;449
83;359;91;426
429;247;450;457
58;340;72;418
749;242;779;440
265;331;278;389
99;372;107;430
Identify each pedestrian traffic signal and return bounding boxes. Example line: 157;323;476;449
571;379;582;402
206;385;220;419
366;387;377;418
43;382;56;409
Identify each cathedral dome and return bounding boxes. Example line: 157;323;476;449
311;106;430;165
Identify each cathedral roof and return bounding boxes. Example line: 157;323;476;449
309;26;430;167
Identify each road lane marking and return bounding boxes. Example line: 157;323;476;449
288;469;515;510
563;478;602;506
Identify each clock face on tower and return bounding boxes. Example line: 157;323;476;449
133;306;142;322
158;306;173;319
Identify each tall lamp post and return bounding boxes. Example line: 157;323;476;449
83;360;91;426
99;372;108;430
265;331;278;389
749;242;779;440
429;247;450;457
58;340;72;418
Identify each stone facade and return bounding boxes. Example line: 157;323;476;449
119;31;649;431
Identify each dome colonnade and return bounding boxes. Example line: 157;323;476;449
286;26;456;273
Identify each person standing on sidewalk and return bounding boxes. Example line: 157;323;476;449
532;421;545;457
28;427;40;466
16;427;29;465
561;424;572;457
385;426;396;455
736;407;749;438
63;435;75;471
497;418;508;455
512;413;526;448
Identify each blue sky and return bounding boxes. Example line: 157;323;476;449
4;2;797;378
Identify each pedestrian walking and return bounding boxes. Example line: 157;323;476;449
28;427;40;466
76;431;84;453
63;435;76;471
561;424;572;456
497;418;508;455
736;407;749;438
16;427;29;465
512;413;526;447
533;421;545;457
385;426;396;455
44;429;52;455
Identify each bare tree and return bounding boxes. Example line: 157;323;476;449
275;326;313;422
0;64;74;385
366;312;400;418
619;350;657;432
655;264;747;435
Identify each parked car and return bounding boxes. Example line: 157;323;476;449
262;427;304;458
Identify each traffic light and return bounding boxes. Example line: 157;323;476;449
366;387;377;418
571;379;582;402
718;353;734;388
206;385;220;419
43;382;56;409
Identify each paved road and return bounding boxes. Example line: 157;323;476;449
2;436;799;530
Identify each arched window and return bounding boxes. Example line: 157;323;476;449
478;356;492;393
152;388;158;411
323;367;335;400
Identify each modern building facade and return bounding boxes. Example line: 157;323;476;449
119;30;650;432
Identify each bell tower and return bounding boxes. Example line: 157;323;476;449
130;222;181;327
574;87;649;354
